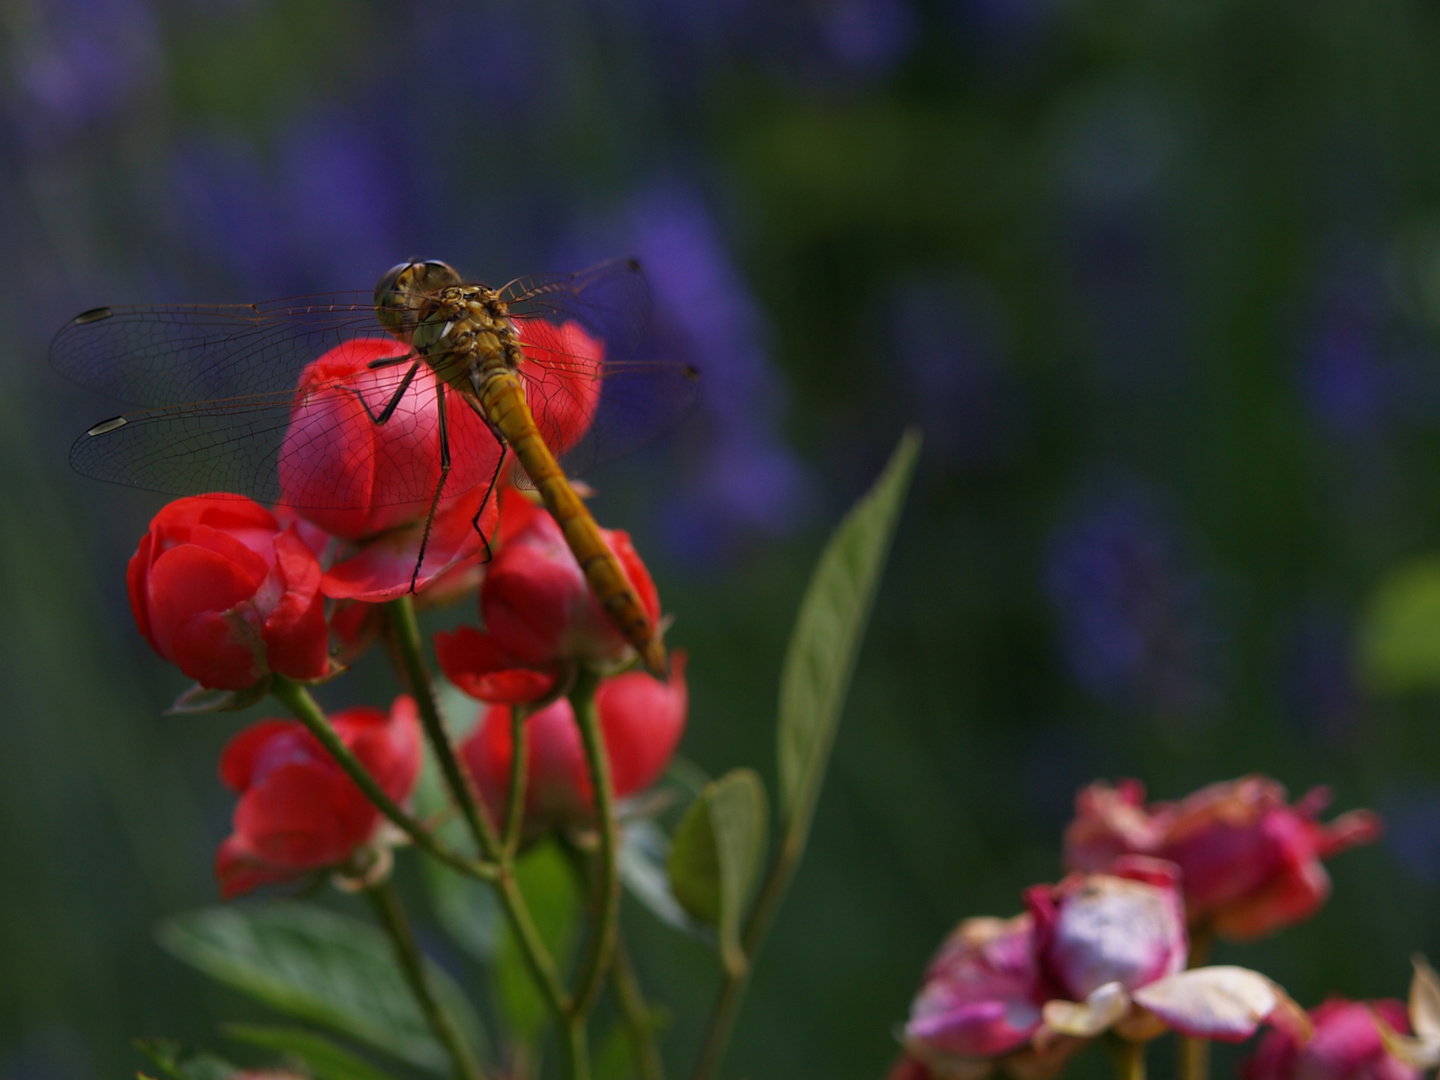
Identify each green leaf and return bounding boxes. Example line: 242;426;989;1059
667;769;769;975
619;818;713;943
777;429;920;832
223;1026;401;1080
134;1039;242;1080
1359;556;1440;691
491;841;581;1042
156;903;484;1074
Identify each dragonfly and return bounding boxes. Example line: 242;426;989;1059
50;257;699;678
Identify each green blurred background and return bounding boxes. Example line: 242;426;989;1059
4;0;1440;1077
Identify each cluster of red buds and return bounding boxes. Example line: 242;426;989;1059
124;334;685;899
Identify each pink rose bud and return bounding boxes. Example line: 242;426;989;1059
1065;776;1382;940
1028;856;1187;1002
1243;999;1420;1080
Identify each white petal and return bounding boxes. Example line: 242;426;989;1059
1410;955;1440;1044
1132;966;1278;1042
1042;983;1131;1038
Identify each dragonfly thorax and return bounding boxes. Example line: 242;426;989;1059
410;285;524;391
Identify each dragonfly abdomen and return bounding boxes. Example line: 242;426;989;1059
477;369;667;678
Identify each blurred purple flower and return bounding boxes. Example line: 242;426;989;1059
1378;787;1440;885
623;183;815;564
10;0;160;143
1045;488;1214;718
413;3;541;110
170;111;403;292
1279;608;1363;745
1299;245;1392;438
893;276;1028;469
814;0;918;78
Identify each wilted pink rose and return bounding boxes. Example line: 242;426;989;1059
903;914;1050;1062
1065;776;1382;940
1029;856;1187;1002
1243;999;1419;1080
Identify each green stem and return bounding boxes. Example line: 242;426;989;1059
689;830;802;1080
1105;1036;1146;1080
566;666;619;1020
270;677;494;881
612;940;665;1080
1177;924;1215;1080
561;1018;591;1080
381;598;573;1051
387;596;501;861
502;703;530;858
366;879;487;1080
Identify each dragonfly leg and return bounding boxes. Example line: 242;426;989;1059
366;350;415;370
409;382;453;593
470;448;507;564
345;358;422;426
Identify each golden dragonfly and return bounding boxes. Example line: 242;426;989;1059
51;257;699;677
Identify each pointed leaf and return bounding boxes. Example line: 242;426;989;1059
156;903;484;1074
667;769;769;974
778;429;920;835
619;818;713;942
223;1025;402;1080
134;1040;244;1080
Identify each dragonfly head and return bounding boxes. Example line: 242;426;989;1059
374;259;462;338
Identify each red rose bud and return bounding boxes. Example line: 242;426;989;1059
1243;999;1419;1080
277;338;502;601
215;696;422;899
458;655;687;837
1064;776;1382;940
127;495;329;690
435;486;663;700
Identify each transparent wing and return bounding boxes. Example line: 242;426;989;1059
506;259;700;479
60;328;500;513
501;257;653;361
49;294;395;407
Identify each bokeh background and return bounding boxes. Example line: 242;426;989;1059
5;0;1440;1077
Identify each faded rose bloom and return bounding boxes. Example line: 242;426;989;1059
1029;856;1187;1003
435;486;662;702
1064;776;1382;940
1244;999;1419;1080
892;859;1299;1079
127;495;329;690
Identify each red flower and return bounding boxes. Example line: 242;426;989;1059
127;495;329;690
215;696;422;898
435;486;662;702
512;316;606;457
278;338;502;601
1243;999;1419;1080
458;654;687;837
1064;777;1383;940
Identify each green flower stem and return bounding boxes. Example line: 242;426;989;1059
562;1017;591;1080
566;666;619;1020
502;703;531;859
387;596;502;860
270;676;495;882
689;829;803;1080
366;878;487;1080
1178;924;1215;1080
1105;1036;1147;1080
381;597;574;1056
612;940;665;1080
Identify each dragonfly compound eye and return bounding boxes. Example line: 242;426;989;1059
374;260;462;336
